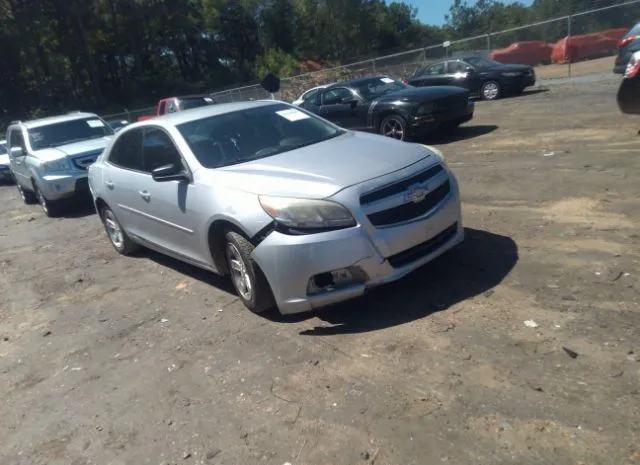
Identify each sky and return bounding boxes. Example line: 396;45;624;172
403;0;534;26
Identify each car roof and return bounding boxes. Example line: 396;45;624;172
326;75;398;89
129;99;283;128
16;112;100;130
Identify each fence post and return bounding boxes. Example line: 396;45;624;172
486;33;491;54
422;48;427;64
372;58;376;74
567;14;572;78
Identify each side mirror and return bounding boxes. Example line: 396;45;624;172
465;66;474;73
10;146;23;157
151;163;189;182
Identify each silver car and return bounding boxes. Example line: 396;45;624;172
88;101;463;314
6;112;114;216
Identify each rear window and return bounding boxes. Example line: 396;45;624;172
178;97;214;111
177;103;344;168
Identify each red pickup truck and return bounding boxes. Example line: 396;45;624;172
137;95;216;121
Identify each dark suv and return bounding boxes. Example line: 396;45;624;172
614;23;640;74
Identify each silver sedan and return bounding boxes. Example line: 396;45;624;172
88;100;464;314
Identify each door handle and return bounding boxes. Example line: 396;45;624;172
105;181;114;189
139;190;151;201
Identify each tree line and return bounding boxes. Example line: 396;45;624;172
0;0;634;128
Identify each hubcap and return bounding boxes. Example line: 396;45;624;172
17;184;26;201
226;243;253;301
382;119;405;140
36;187;48;214
484;82;499;99
103;210;124;249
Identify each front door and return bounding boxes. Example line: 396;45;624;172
317;87;366;129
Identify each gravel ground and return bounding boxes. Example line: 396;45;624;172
0;78;639;465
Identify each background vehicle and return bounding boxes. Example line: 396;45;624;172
614;23;640;74
617;50;640;115
137;95;216;121
292;84;332;106
300;75;474;141
489;41;553;66
106;119;130;132
6;112;114;216
89;101;463;315
0;139;13;183
405;56;536;100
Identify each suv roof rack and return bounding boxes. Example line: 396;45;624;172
68;110;82;114
10;120;21;125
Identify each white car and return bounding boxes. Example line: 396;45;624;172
292;84;333;106
0;140;12;182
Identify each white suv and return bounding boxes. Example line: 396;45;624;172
6;112;114;216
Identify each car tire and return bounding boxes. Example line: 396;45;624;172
100;206;139;255
379;114;408;141
16;182;37;204
33;183;60;217
224;230;275;314
481;80;502;100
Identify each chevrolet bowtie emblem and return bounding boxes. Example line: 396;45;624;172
406;183;429;204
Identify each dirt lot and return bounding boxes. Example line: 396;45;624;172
1;79;639;465
534;56;615;80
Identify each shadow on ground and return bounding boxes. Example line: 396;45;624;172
424;124;498;144
56;195;97;219
288;227;518;335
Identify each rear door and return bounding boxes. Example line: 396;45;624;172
409;62;448;87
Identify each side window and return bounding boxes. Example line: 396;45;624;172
448;61;468;73
142;127;183;173
302;89;318;102
166;100;178;113
158;101;167;115
322;88;353;105
9;130;25;150
425;63;446;75
108;128;144;171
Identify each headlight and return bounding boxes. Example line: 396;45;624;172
259;196;356;231
42;158;70;173
416;102;434;115
502;72;520;77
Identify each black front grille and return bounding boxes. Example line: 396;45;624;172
360;164;443;205
387;222;458;268
367;179;451;227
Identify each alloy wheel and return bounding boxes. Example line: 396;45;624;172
226;243;253;301
103;209;124;249
381;118;406;140
483;82;500;100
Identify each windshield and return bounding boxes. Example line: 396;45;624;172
465;57;503;68
0;142;6;155
178;97;214;111
352;77;409;99
177;103;344;168
28;117;114;150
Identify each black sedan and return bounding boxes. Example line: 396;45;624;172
300;75;474;141
617;50;640;115
405;56;536;100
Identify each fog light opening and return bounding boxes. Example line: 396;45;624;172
307;267;366;295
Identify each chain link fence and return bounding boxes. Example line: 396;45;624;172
100;0;640;118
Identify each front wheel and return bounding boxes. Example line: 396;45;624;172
34;184;60;217
224;230;275;314
481;80;502;100
379;114;408;141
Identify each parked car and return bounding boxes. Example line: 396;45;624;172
88;101;464;315
6;112;114;216
617;50;640;115
405;56;536;100
614;23;640;74
299;75;474;141
292;84;332;106
138;95;216;121
0;139;14;183
106;119;130;132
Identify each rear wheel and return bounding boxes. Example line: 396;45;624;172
100;206;139;255
379;114;408;141
224;230;275;314
16;183;37;204
481;80;502;100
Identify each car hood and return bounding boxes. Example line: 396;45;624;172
0;154;9;166
376;86;469;102
34;136;113;161
211;131;435;198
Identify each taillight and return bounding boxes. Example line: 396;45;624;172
618;34;638;48
624;53;640;78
